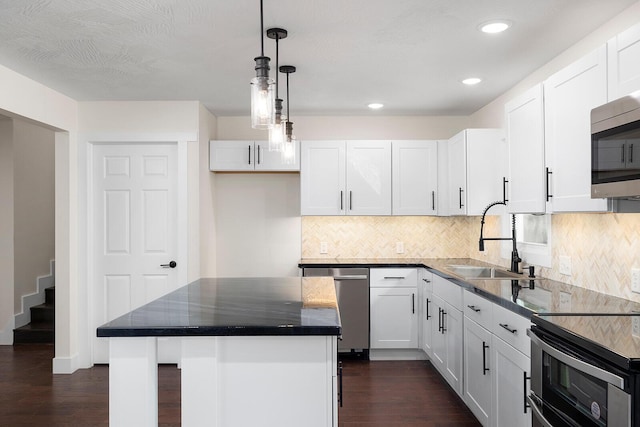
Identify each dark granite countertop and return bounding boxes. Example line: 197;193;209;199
299;258;640;318
97;277;341;338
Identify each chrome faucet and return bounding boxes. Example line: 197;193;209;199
478;201;522;274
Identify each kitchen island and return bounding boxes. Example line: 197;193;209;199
97;277;341;427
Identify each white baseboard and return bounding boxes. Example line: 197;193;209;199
369;348;428;361
0;316;16;345
15;260;55;328
53;353;79;374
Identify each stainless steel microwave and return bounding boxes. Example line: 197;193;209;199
592;91;640;198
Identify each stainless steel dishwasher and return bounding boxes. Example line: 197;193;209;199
302;267;369;356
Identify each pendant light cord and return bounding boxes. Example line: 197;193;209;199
275;37;279;99
286;72;290;118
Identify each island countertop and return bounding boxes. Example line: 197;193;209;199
97;276;341;338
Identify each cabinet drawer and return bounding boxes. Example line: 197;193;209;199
463;290;494;331
432;274;462;310
370;268;417;288
491;304;531;357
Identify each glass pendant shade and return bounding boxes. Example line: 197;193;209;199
281;121;296;165
268;115;286;151
250;75;275;129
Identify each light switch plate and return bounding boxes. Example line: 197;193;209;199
559;256;572;276
320;242;328;254
633;317;640;337
396;242;404;254
632;268;640;294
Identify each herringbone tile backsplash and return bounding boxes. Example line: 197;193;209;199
301;213;640;301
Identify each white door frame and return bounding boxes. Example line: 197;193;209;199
86;136;189;365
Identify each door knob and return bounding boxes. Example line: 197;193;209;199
161;261;177;268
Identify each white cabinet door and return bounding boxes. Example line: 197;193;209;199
254;141;300;171
464;317;492;427
506;84;547;214
544;46;609;213
370;287;418;349
419;270;434;357
210;140;255;171
448;129;507;216
300;141;346;215
346;141;392;215
608;21;640;101
448;131;467;215
392;140;438;215
430;294;463;396
492;336;532;427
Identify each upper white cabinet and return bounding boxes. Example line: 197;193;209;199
300;140;391;215
608;21;640;101
544;46;609;213
448;129;507;216
392;140;439;215
209;140;300;172
506;84;546;214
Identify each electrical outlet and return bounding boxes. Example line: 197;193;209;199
320;242;328;254
559;292;572;311
396;242;404;254
632;317;640;337
632;268;640;294
559;256;572;276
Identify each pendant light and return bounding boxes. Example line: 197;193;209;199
280;65;297;164
266;28;288;151
250;0;275;129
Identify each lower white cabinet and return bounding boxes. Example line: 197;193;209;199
431;292;463;396
419;269;434;357
370;269;418;349
463;317;492;427
492;335;531;427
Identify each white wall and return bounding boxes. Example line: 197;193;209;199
0;118;15;344
13;119;55;313
199;104;218;278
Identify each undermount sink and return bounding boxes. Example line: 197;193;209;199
446;264;537;280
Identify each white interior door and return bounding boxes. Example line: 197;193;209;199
92;142;182;363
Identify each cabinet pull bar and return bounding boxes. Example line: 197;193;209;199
441;310;447;333
340;191;343;211
622;144;626;163
545;168;553;201
482;341;489;375
349;191;353;211
630;144;634;164
467;305;481;313
499;323;517;334
503;177;509;203
412;293;415;314
426;298;431;320
459;187;464;209
523;371;531;414
248;145;252;165
338;361;344;407
422;278;431;283
438;308;443;332
431;190;435;211
383;276;406;280
257;145;261;164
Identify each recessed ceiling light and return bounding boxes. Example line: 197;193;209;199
479;20;511;34
368;103;384;110
462;78;482;85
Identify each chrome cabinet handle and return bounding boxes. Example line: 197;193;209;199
160;261;177;268
482;341;489;375
499;323;517;334
467;305;481;313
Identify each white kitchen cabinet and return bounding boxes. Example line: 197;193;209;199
418;269;434;357
370;268;418;349
506;84;546;214
448;129;507;216
492;335;531;427
392;140;439;215
544;45;609;213
209;140;300;171
608;21;640;101
300;140;391;215
430;275;463;396
463;317;492;427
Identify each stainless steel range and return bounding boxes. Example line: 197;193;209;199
529;315;640;427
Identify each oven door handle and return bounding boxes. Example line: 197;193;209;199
527;395;553;427
528;329;625;389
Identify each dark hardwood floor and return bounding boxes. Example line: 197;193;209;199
0;345;480;426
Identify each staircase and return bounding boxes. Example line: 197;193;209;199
13;286;55;344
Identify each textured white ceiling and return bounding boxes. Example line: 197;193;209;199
0;0;636;116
